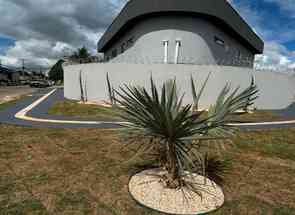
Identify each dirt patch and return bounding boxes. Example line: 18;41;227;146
0;86;36;102
0;125;295;214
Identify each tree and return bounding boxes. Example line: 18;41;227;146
115;77;258;190
72;46;91;59
48;59;65;82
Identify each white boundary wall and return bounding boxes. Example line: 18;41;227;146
64;63;295;110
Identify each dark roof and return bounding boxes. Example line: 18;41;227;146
97;0;264;54
0;66;15;74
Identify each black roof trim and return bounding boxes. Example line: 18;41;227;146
0;66;15;74
97;0;264;54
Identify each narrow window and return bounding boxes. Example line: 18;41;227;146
127;37;134;47
174;40;181;64
214;36;225;46
121;43;126;53
111;49;117;58
237;50;241;59
163;40;169;64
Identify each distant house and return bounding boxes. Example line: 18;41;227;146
97;0;264;67
19;71;32;85
0;66;20;85
9;71;20;83
0;70;9;85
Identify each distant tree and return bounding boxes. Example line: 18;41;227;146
72;46;91;59
49;59;65;82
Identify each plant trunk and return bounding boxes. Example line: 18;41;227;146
165;141;180;189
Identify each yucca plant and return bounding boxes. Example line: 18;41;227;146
200;153;232;186
115;77;258;190
243;76;256;112
106;72;116;106
191;72;211;111
79;70;86;103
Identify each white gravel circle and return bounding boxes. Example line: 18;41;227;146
129;168;224;215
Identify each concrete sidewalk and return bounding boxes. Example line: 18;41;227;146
1;87;295;130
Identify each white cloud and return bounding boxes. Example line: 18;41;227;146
0;38;81;69
255;41;295;71
0;0;294;72
289;62;295;69
0;39;76;68
264;0;295;18
0;0;127;68
227;0;294;72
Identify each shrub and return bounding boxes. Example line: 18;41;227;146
115;76;258;191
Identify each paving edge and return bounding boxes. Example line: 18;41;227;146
14;88;295;127
14;89;128;125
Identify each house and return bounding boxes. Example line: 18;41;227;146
8;71;20;84
97;0;264;67
0;68;9;86
63;0;295;110
0;66;20;85
19;71;32;85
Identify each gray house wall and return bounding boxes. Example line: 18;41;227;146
98;0;264;54
104;16;255;67
63;63;295;110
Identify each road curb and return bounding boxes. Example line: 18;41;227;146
14;88;295;127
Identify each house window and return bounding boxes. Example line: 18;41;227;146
127;37;134;47
111;49;117;58
163;40;169;64
237;50;241;59
121;43;126;53
174;40;181;64
214;36;225;46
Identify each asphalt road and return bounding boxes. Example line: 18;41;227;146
0;88;121;129
0;87;295;130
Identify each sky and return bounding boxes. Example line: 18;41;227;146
0;0;294;71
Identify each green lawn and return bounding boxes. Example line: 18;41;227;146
228;110;282;122
0;99;19;111
48;100;122;121
49;101;283;123
0;125;294;214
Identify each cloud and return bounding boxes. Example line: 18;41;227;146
0;0;127;68
264;0;295;18
3;39;76;68
227;0;294;72
254;41;295;71
0;0;294;72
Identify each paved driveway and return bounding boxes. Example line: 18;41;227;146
0;88;121;128
0;87;295;130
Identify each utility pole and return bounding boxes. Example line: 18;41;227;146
21;59;25;76
40;67;43;79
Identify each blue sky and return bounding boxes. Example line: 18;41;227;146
229;0;295;69
0;0;294;70
0;37;15;55
232;0;294;45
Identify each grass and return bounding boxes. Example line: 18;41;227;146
0;125;295;214
233;129;295;161
48;101;283;123
48;100;122;121
0;98;20;111
228;110;282;122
